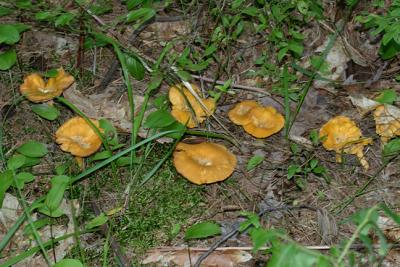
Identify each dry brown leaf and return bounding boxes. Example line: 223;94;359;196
377;216;400;243
0;194;79;266
63;86;172;143
142;247;252;267
374;105;400;144
348;95;381;116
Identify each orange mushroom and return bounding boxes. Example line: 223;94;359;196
242;106;285;138
20;68;74;102
169;84;215;128
228;100;260;125
319;116;372;169
373;105;400;144
55;117;103;168
173;142;237;185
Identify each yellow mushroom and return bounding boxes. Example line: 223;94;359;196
373;105;400;144
173;142;237;185
242;106;285;138
20;68;74;102
55;117;103;168
169;84;215;128
319;116;372;170
228;100;260;125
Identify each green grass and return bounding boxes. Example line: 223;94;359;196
115;160;204;250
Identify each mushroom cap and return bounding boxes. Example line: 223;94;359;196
55;117;102;157
242;106;285;138
319;115;372;169
169;84;215;128
228;100;260;125
373;105;400;144
20;68;74;102
173;142;237;185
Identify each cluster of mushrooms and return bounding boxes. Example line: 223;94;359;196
19;70;398;185
20;68;103;168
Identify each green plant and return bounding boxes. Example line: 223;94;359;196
357;1;400;59
184;205;400;266
0;23;30;70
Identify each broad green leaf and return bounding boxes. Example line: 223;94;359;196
176;70;192;81
375;89;397;104
383;138;400;158
35;11;55;21
380;39;400;60
53;259;84;267
38;205;64;217
297;1;309;15
0;7;13;17
16;0;32;9
184;221;221;240
287;165;301;179
162;121;186;139
148;72;163;91
309;159;318;169
287;40;304;56
126;8;156;23
31;103;60;120
268;244;297;267
92;151;112;161
14;172;35;189
0;170;13;207
85;213;108;230
17;140;48;158
231;0;244;9
0;25;19;44
7;154;26;170
204;43;217;57
99;119;119;146
242;7;259;17
43;68;59;77
23;218;51;236
55;12;75;27
10;23;30;33
0;49;17;70
144;110;176;128
239;211;260;231
250;227;272;252
277;47;289;62
44;175;70;214
115;156;141;166
127;0;144;10
125;54;145;80
55;163;70;175
246;155;264;171
21;156;41;167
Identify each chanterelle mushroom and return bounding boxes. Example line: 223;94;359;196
373;105;400;144
169;84;215;128
55;117;102;158
20;68;74;102
242;106;285;138
319;115;372;170
228;100;260;125
173;142;237;185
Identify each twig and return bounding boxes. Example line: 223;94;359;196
149;243;400;253
193;205;317;267
191;74;272;96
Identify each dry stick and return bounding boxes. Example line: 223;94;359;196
91;202;130;267
193;205;317;267
150;243;400;253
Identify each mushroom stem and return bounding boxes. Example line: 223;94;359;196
75;156;84;170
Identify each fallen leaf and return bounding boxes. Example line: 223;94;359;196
142;247;252;267
63;86;172;143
